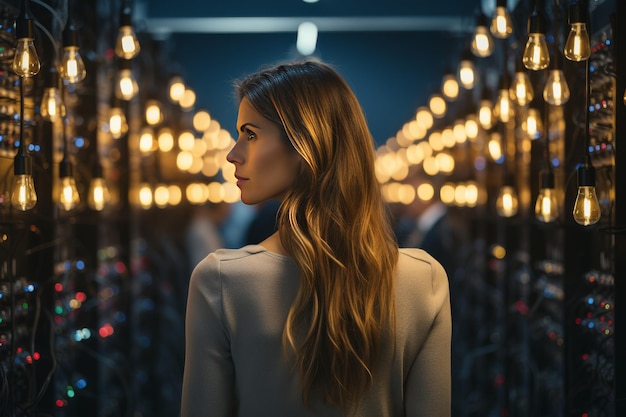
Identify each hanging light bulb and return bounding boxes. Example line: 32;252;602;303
109;102;128;139
40;66;65;122
441;71;459;101
510;59;534;107
491;0;513;39
573;157;600;225
522;7;550;71
523;107;543;139
478;87;494;130
496;184;519;217
543;52;571;105
458;49;476;90
494;73;514;123
12;0;40;78
471;12;495;58
88;163;110;211
145;99;163;125
115;5;141;59
11;76;37;211
59;22;87;83
488;131;503;162
564;3;591;62
116;59;139;101
58;154;80;211
535;169;559;222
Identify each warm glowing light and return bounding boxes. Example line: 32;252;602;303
496;185;519;217
441;73;459;101
564;22;591;61
193;110;212;131
491;0;513;39
436;152;455;174
428;131;444;152
169;77;186;102
139;129;155;153
478;97;494;130
440;183;455;205
417;183;434;202
511;68;534;107
115;25;141;59
154;185;170;208
168;185;182;206
12;38;40;77
523;107;542;139
11;174;37;211
544;69;570;105
176;151;193;171
494;86;514;123
116;68;139;101
139;185;152;209
186;183;209;204
109;107;127;139
465;116;479;141
59;176;80;211
59;46;86;83
453;120;467;144
41;86;65;122
488;132;503;161
523;33;550;70
88;177;110;211
429;94;447;118
145;100;163;125
180;89;196;110
458;58;476;89
178;131;196;151
471;14;494;57
415;107;434;130
158;129;175;152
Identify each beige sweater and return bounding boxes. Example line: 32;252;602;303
181;245;451;417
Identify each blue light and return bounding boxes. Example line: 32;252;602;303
74;136;85;148
587;297;594;305
588;321;595;329
76;378;87;389
76;260;85;270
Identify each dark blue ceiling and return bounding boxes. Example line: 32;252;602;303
134;0;504;144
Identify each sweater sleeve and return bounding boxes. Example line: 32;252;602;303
404;257;452;417
181;253;235;417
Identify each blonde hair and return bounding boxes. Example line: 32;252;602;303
237;61;398;410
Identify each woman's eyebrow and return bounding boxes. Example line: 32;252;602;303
238;122;261;132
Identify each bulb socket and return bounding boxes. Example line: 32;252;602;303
528;9;546;34
540;169;555;189
476;12;489;28
568;3;589;25
14;148;32;175
120;7;133;27
45;65;59;87
551;50;563;70
496;0;507;7
60;157;74;178
576;162;596;186
63;24;80;48
92;162;103;178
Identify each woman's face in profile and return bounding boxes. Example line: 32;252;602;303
227;97;302;205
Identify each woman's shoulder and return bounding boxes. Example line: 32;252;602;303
397;247;449;292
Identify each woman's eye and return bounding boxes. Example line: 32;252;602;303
246;131;256;140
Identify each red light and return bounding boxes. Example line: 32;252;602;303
98;323;115;338
33;352;41;360
582;353;589;361
76;292;87;302
54;283;63;292
55;399;66;408
26;355;33;364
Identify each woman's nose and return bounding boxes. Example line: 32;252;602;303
226;141;241;164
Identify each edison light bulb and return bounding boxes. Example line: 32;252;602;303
478;96;493;130
59;176;80;211
564;4;591;61
494;86;514;124
13;38;40;77
88;177;110;211
11;146;37;211
573;162;600;225
12;174;37;211
496;185;519;217
109;106;128;139
59;46;86;83
544;69;570;105
41;86;65;122
523;33;550;70
510;66;534;107
535;170;558;222
524;107;543;139
491;0;513;39
59;158;80;211
116;67;139;101
458;57;476;90
115;25;141;59
471;13;494;58
488;132;503;162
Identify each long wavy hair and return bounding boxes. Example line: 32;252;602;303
237;60;398;411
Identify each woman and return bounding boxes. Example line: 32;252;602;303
181;60;451;416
